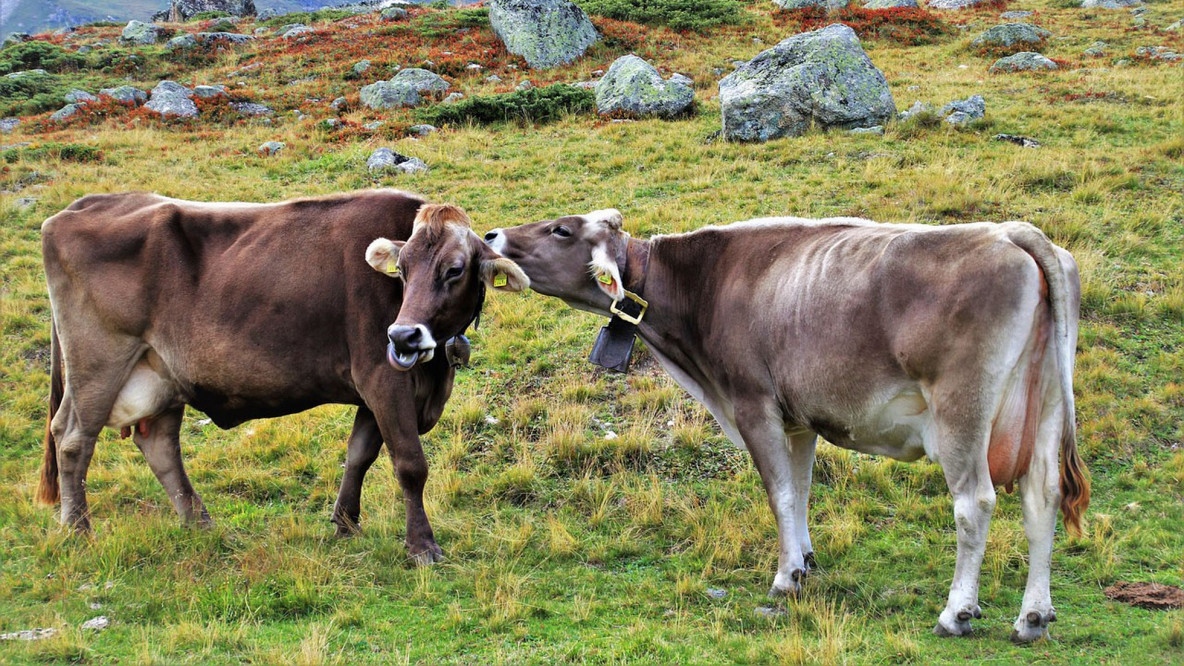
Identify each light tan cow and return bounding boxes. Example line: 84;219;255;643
485;212;1089;642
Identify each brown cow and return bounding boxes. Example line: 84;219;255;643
38;190;527;563
485;211;1089;642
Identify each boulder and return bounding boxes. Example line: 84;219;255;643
193;84;228;98
166;0;257;22
64;89;98;104
0;118;19;133
774;0;849;8
232;102;274;115
144;80;199;118
719;24;895;142
352;60;371;76
282;25;316;39
100;86;148;104
359;68;449;109
258;141;285;156
367;148;429;174
863;0;918;7
898;100;932;120
195;32;255;45
166;34;198;50
1080;0;1141;7
1136;45;1181;61
989;51;1058;72
121;20;163;45
939;94;984;124
971;23;1052;49
595;55;694;119
489;0;598;69
3;33;30;47
381;7;408;20
928;0;992;9
49;105;82;123
409;124;437;136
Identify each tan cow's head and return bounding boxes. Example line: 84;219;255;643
368;204;528;371
483;209;627;316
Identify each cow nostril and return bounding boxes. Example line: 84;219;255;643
484;230;499;241
406;327;421;344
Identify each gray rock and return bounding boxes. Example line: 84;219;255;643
15;197;38;208
231;102;273;115
1136;45;1182;60
144;81;199;118
516;79;534;91
5;69;48;79
669;73;693;87
999;10;1033;18
352;60;372;76
706;588;728;599
381;6;408;20
939;94;984;124
363;121;384;130
863;0;918;7
0;628;59;641
928;0;991;8
282;25;316;39
321;118;342;129
774;0;848;8
0;118;19;133
898;100;932;120
409;123;437;135
1080;0;1140;7
486;74;503;83
254;27;271;36
443;92;465;103
971;23;1052;49
80;616;109;632
164;0;257;22
367;147;428;173
192;84;228;98
121;20;163;45
1166;19;1183;31
195;32;255;45
166;34;198;50
849;125;884;134
466;63;483;71
595;55;694;119
258;141;285;155
989;51;1058;72
754;606;786;618
3;33;31;47
330;96;347;109
1083;40;1108;56
99;86;148;104
489;0;599;69
719;24;896;142
995;133;1041;148
64;89;97;104
49;105;82;123
359;68;450;109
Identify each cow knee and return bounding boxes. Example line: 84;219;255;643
396;459;429;492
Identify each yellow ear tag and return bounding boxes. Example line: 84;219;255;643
493;272;508;288
386;263;400;276
597;273;614;285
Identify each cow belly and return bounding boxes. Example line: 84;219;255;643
107;361;176;429
838;387;933;462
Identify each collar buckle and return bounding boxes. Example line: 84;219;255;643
609;290;647;325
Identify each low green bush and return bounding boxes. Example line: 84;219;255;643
260;9;355;28
0;41;86;75
0;71;62;116
409;8;490;39
2;142;104;164
419;84;594;127
575;0;743;31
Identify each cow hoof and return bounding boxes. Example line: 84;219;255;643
408;541;444;566
803;552;817;572
331;516;361;538
934;605;980;637
769;568;806;598
1011;609;1055;644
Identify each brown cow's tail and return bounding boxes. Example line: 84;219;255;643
37;320;62;505
1004;222;1090;536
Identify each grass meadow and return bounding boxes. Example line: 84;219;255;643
1;0;1183;662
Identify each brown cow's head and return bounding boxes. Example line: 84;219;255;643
367;204;528;371
483;209;627;316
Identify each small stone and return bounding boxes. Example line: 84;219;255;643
990;52;1059;72
755;606;786;618
99;86;147;104
669;73;693;87
515;80;533;91
466;63;483;71
971;23;1052;49
0;118;19;133
89;603;102;610
706;588;728;599
1000;10;1033;18
443;93;464;103
64;89;97;104
898;100;932;120
0;628;58;641
604;431;618;440
995;133;1041;148
321;118;342;130
5;69;48;79
363;121;384;130
1135;45;1182;61
80;616;109;631
381;6;408;21
192;85;227;98
330;97;347;109
849;125;884;135
233;102;273;116
486;74;502;83
409;124;437;136
15;197;37;208
1080;0;1141;8
352;60;371;77
484;414;500;426
166;34;197;50
195;32;254;45
49;104;82;123
258;141;286;156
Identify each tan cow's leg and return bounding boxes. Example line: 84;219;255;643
371;398;442;565
734;401;807;597
934;420;996;637
1011;407;1063;643
331;407;383;536
786;430;818;569
132;406;211;527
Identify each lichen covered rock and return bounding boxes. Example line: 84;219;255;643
719;24;895;142
989;52;1058;72
971;23;1052;49
360;68;450;109
121;20;163;45
489;0;598;69
595;55;694;119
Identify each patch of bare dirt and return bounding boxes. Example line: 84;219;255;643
1104;581;1184;610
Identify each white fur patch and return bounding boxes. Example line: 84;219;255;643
589;242;624;301
582;208;623;231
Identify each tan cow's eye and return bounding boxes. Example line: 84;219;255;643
552;226;572;238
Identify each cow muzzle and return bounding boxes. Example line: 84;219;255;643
387;323;437;371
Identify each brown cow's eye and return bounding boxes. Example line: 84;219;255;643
552;226;572;238
444;265;464;281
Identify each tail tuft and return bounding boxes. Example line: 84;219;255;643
1059;434;1090;537
36;322;62;505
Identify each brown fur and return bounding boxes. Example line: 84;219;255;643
1060;430;1090;536
37;321;62;505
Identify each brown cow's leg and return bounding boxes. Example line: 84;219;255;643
331;407;383;537
734;401;806;597
372;400;442;565
786;430;818;570
51;393;100;534
132;406;211;527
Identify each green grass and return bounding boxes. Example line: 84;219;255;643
1;0;1183;663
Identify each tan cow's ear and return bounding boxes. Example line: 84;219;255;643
589;242;624;301
366;238;405;277
481;257;529;292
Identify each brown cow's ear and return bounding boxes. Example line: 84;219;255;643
481;257;529;292
366;238;405;277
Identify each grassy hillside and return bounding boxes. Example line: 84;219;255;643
1;1;1183;663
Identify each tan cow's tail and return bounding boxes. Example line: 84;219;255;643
37;320;62;505
1004;222;1090;537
